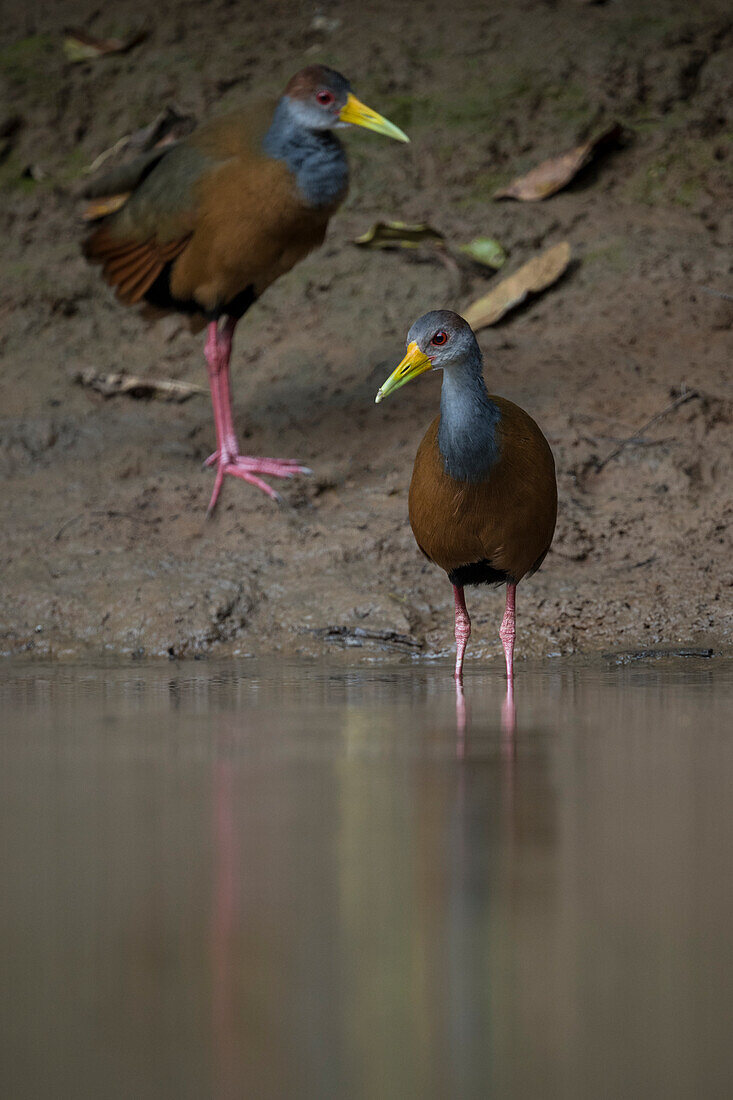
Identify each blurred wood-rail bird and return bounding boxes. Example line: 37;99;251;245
375;311;557;682
83;66;408;512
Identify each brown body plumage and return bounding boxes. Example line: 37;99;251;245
408;398;557;585
82;66;408;511
84;105;342;328
375;310;557;683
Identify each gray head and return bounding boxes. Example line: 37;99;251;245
375;310;482;403
406;310;481;370
280;66;409;141
281;66;351;132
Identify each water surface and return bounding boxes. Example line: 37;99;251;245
2;657;732;1098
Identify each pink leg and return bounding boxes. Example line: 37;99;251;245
499;583;517;681
203;319;311;514
453;585;471;683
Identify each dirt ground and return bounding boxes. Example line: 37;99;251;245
1;0;731;663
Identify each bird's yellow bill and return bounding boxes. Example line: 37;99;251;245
339;93;409;143
375;342;432;403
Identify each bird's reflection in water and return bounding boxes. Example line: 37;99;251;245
455;680;468;757
211;757;239;1100
501;677;517;746
455;674;517;756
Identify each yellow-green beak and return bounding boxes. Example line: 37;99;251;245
339;92;409;143
375;342;432;403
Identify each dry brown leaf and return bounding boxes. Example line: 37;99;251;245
494;123;622;201
129;105;197;152
463;242;571;330
63;27;148;63
75;369;204;402
83;106;197;178
82;193;129;220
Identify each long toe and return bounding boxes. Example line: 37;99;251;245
233;456;312;477
223;464;283;500
206;466;227;516
205;453;311;513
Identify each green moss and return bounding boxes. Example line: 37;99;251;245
0;154;39;194
0;34;55;83
443;73;534;128
607;11;680;47
466;170;505;202
381;94;434;132
56;147;89;184
541;81;594;128
625;134;730;207
584;239;630;272
674;177;702;207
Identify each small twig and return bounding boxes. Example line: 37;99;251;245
593;388;699;472
603;647;713;663
310;625;423;649
54;509;156;541
94;509;157;524
84;135;131;176
74;368;205;401
699;286;733;303
631;555;657;569
54;513;84;541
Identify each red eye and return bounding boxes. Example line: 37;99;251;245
431;330;448;346
316;89;335;106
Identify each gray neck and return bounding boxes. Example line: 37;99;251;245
262;99;348;208
437;356;501;483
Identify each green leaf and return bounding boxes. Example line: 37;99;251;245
459;237;507;269
354;221;445;250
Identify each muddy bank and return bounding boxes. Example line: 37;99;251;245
1;0;732;662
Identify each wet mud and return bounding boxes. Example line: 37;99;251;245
1;0;731;660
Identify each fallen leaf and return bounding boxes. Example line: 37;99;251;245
75;369;205;402
129;105;197;151
459;237;507;269
63;27;148;63
310;14;341;33
354;221;445;250
82;193;130;220
494;123;623;201
83;106;196;177
462;241;571;330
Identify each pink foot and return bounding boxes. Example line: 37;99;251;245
203;320;311;514
203;452;310;476
206;455;312;514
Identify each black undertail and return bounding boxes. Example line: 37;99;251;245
448;545;550;588
144;264;257;322
448;560;513;588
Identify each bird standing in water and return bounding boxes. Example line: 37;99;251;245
376;311;557;682
84;66;408;512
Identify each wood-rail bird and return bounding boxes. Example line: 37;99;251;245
83;65;408;513
375;311;557;682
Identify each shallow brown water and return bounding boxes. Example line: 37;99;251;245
2;657;732;1099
